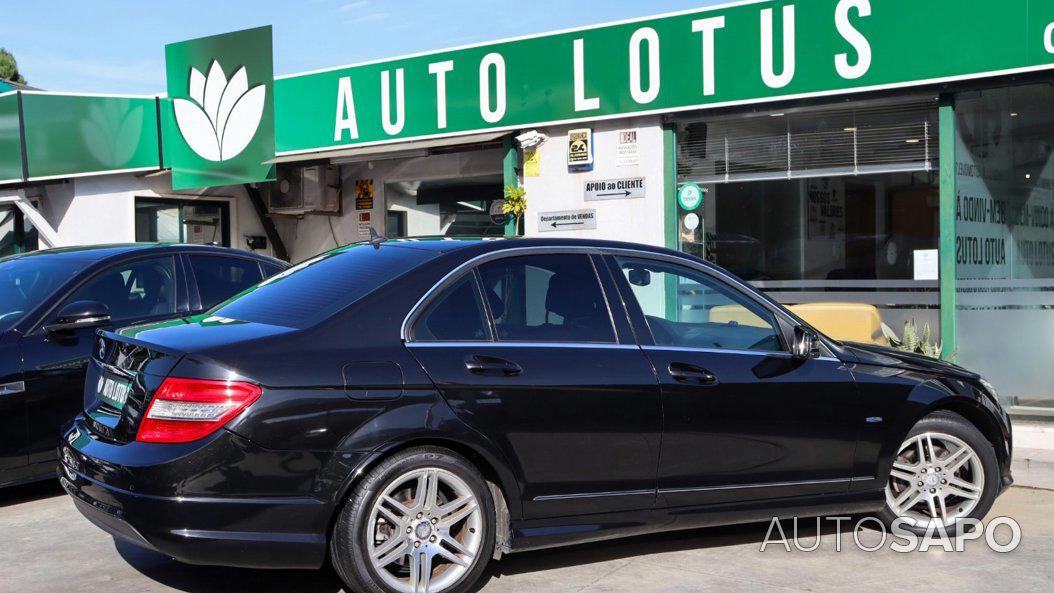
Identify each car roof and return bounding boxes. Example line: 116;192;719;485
381;236;693;261
0;243;287;266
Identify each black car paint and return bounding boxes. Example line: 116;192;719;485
58;238;1013;570
0;244;287;487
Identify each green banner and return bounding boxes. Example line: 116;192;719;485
164;26;275;190
20;93;160;180
274;0;1054;155
0;94;21;183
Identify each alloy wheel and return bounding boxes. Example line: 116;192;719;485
885;431;985;529
366;467;483;593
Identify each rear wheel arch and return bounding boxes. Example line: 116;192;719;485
326;437;518;558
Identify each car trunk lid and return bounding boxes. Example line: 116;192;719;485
83;331;184;444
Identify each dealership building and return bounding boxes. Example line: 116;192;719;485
1;0;1053;418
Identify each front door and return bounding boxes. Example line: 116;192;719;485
606;254;858;507
0;335;28;478
407;252;661;519
21;256;183;466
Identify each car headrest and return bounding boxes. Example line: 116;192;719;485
545;273;600;320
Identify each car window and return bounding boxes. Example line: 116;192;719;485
66;256;177;323
0;257;89;333
614;256;783;352
211;243;437;329
190;255;264;311
476;254;615;343
411;274;490;342
262;262;285;278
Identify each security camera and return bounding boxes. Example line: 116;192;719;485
515;130;548;150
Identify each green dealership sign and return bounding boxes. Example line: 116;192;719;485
164;26;276;190
3;0;1054;185
274;0;1054;155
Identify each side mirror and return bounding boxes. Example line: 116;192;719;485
44;300;111;335
791;326;821;360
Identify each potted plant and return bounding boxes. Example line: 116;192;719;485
502;185;527;235
880;319;944;359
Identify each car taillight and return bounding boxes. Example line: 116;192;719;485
136;377;261;444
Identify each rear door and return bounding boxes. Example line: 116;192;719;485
407;251;662;519
21;255;186;465
605;254;858;507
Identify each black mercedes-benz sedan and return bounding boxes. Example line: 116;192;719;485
60;238;1012;593
0;243;287;488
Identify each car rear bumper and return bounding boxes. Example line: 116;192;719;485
58;416;353;570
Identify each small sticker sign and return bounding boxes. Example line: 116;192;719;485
584;177;645;201
538;209;597;232
355;179;374;210
678;183;704;211
567;128;594;169
524;149;541;177
617;130;639;167
913;249;939;281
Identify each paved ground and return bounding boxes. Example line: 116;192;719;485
2;481;1052;593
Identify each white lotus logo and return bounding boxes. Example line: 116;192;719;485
173;60;265;162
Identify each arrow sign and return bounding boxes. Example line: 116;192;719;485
538;209;597;232
584;177;645;202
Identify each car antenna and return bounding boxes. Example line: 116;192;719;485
369;227;388;250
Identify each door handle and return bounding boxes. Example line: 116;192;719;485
465;355;522;377
0;381;25;396
667;363;717;386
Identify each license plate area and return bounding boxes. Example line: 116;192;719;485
95;373;132;412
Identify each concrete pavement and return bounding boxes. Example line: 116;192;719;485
1;481;1052;593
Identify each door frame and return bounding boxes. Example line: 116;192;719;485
134;195;234;247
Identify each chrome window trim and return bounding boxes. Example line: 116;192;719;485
641;344;840;363
407;341;641;350
401;245;839;359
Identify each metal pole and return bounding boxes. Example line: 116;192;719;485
938;98;957;360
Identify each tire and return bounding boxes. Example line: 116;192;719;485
879;410;1000;535
331;446;496;593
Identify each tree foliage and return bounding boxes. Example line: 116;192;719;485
502;185;527;232
0;48;26;84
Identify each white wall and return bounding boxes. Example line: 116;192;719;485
27;119;666;264
523;116;666;247
33;173;273;257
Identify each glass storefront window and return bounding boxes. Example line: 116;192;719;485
385;175;505;238
675;101;943;343
0;205;38;257
134;198;230;246
0;206;14;257
955;83;1054;417
677;173;939;283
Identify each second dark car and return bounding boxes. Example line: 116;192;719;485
0;243;287;487
60;238;1011;593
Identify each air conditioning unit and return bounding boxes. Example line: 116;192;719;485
265;164;342;215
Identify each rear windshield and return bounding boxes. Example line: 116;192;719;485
209;244;437;328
